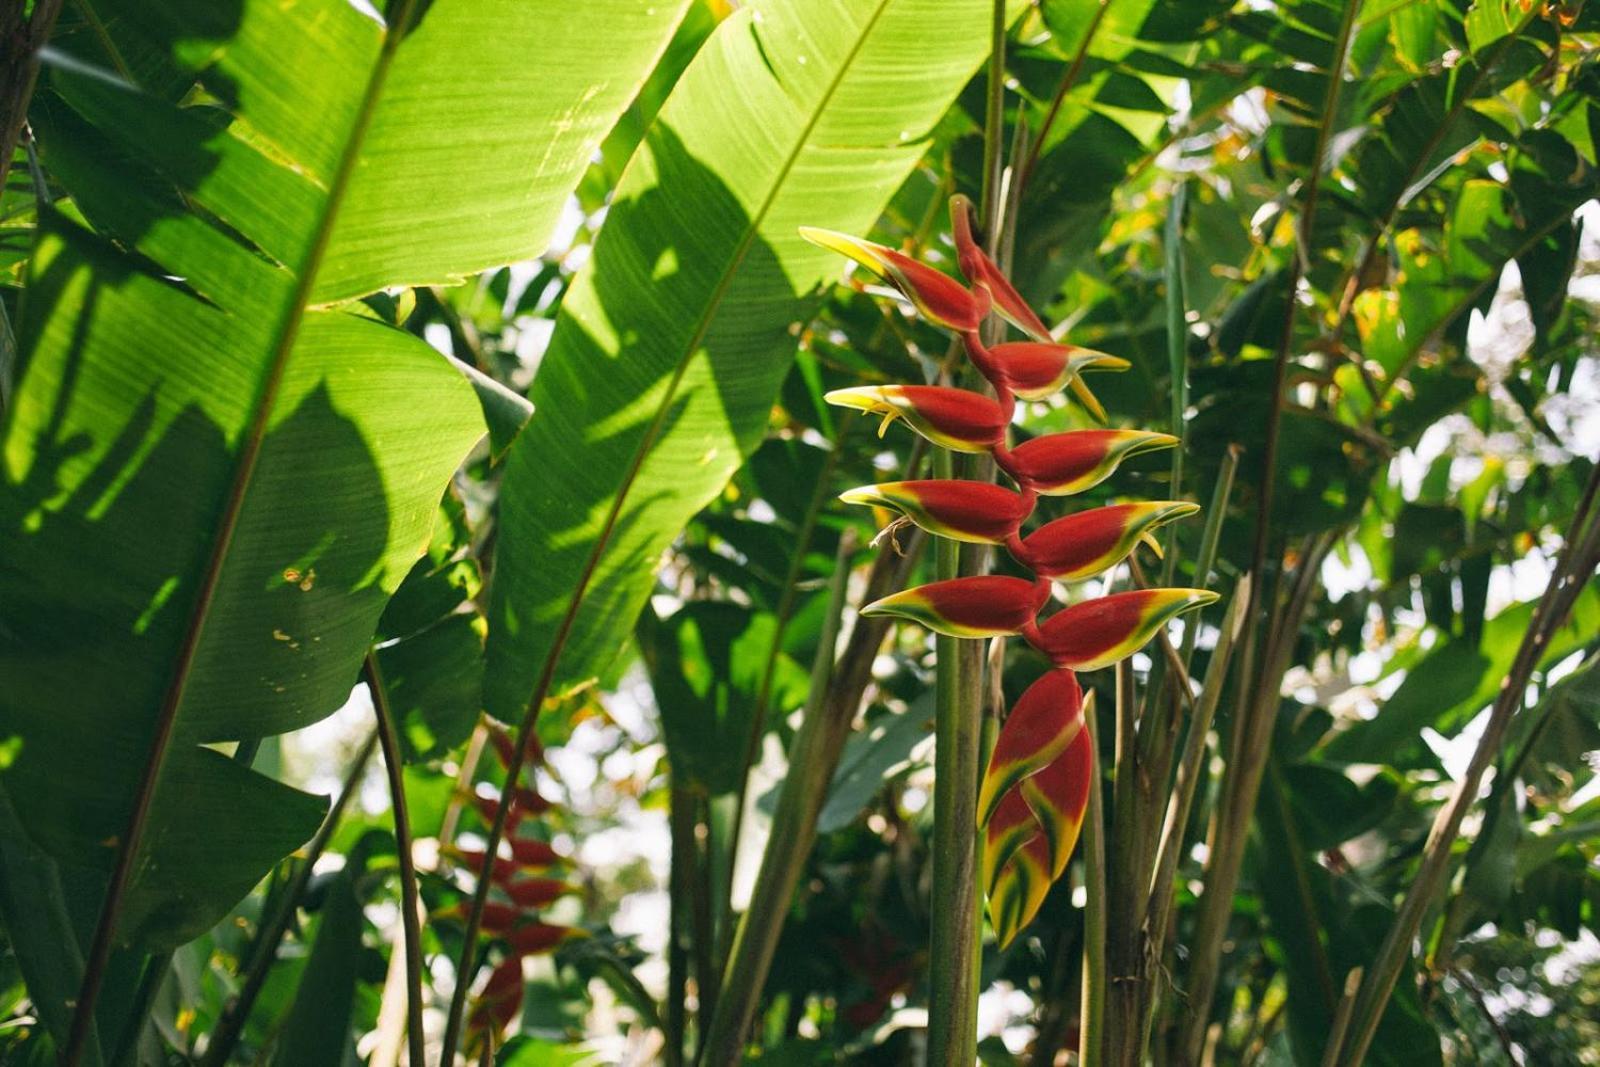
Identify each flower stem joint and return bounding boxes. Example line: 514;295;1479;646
807;199;1215;948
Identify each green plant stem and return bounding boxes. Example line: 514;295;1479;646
1079;690;1108;1067
1161;180;1188;579
1179;3;1360;1057
108;952;170;1067
1333;466;1600;1067
1178;534;1335;1066
718;416;855;972
666;784;695;1067
699;531;858;1065
199;732;377;1067
363;653;426;1067
926;454;986;1067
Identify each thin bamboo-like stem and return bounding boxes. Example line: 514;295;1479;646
926;452;986;1067
1319;968;1363;1067
666;785;695;1067
1333;467;1600;1067
1079;691;1108;1067
199;732;378;1067
699;532;858;1064
1178;534;1334;1064
1145;577;1248;956
718;417;854;970
1178;3;1361;1056
364;654;427;1067
1161;179;1189;579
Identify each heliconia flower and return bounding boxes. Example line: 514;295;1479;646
1020;502;1200;582
984;341;1129;410
502;878;574;910
507;922;582;956
999;430;1178;496
465;956;524;1048
976;669;1083;827
800;227;991;332
1032;588;1218;671
861;575;1050;638
446;847;527;884
826;385;1007;453
949;194;1051;342
839;480;1033;545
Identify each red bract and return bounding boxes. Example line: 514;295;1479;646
507;922;579;956
977;669;1083;827
1020;501;1200;582
984;341;1129;415
502;878;574;909
1000;429;1178;496
800;227;990;331
839;479;1033;544
1031;589;1218;672
862;576;1049;638
950;194;1051;342
826;385;1007;453
465;956;524;1052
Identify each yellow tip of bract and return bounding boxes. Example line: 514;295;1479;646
1068;375;1109;423
838;485;888;507
799;226;890;283
824;386;889;414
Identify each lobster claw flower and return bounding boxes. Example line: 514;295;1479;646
1000;430;1178;496
1033;589;1218;671
1021;502;1200;582
826;385;1007;453
983;721;1094;947
839;480;1032;545
861;575;1049;638
949;194;1051;342
465;956;524;1050
985;342;1129;418
977;669;1083;827
800;226;990;332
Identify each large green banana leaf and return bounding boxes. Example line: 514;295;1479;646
0;0;687;973
486;0;1006;722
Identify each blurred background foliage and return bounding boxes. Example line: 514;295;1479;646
2;0;1599;1064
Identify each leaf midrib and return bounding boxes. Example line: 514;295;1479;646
509;0;898;723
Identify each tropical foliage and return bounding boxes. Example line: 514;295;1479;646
1;0;1598;1065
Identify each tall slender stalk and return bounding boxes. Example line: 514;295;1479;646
1332;465;1600;1067
199;732;378;1067
1078;691;1108;1067
1177;4;1361;1057
699;532;857;1064
363;653;427;1067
